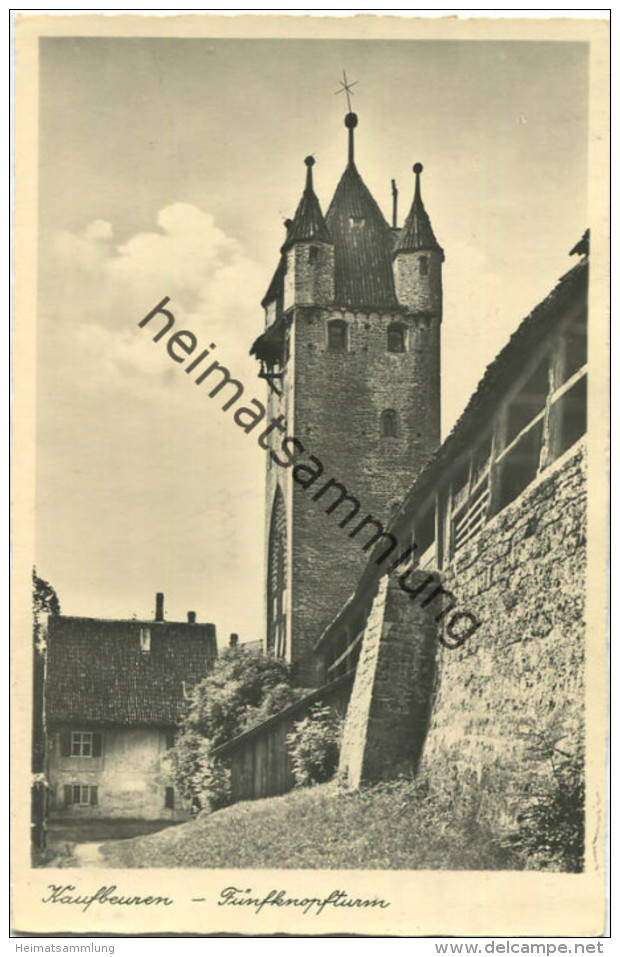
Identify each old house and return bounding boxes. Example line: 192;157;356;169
44;594;217;820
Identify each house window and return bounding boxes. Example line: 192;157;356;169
419;256;429;276
71;731;93;756
64;784;98;807
380;409;398;437
165;787;175;810
63;731;103;758
327;319;347;352
387;323;406;353
165;731;175;750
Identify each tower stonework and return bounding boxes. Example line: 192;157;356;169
252;115;444;686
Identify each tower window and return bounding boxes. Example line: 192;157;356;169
308;246;319;264
327;320;348;352
387;323;406;353
419;256;429;276
381;409;398;438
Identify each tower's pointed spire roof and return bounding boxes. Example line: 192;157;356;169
282;156;331;250
394;163;442;255
325;112;398;308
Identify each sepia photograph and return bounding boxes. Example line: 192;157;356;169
13;12;608;937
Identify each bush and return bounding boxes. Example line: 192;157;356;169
510;712;585;872
287;705;344;787
165;730;231;813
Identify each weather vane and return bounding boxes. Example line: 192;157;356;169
335;70;359;113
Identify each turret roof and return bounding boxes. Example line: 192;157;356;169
282;156;331;250
394;164;443;255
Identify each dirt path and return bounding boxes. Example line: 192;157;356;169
71;841;107;866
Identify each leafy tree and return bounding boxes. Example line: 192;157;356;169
168;647;301;811
33;568;60;652
32;568;60;773
183;646;299;747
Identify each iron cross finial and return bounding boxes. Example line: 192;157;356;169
334;70;359;113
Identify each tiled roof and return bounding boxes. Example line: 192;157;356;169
394;165;443;255
46;616;217;727
282;157;331;250
325;163;399;310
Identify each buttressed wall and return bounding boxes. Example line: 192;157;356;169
339;441;586;809
420;442;586;808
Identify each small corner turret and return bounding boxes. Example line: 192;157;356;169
282;156;335;311
393;163;444;317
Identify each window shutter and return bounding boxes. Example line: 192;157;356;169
92;732;102;758
63;785;72;807
60;732;71;757
90;786;98;807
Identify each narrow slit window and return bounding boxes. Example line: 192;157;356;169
327;320;347;352
419;256;429;276
381;409;398;437
387;323;406;353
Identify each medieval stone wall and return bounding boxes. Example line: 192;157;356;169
335;440;586;807
419;441;586;808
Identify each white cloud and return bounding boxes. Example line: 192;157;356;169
37;206;268;641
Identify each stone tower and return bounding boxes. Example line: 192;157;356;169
251;112;444;686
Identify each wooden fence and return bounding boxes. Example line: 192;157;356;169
213;673;354;803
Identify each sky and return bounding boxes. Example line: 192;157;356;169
36;36;588;644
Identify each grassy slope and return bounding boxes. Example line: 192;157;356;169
100;780;524;870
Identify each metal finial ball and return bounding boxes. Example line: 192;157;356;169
304;155;315;167
345;112;358;129
413;162;423;174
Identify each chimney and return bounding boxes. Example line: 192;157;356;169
155;592;164;622
391;179;398;229
187;611;196;624
229;633;239;650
